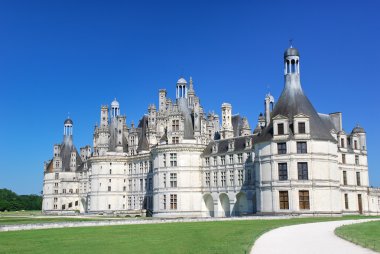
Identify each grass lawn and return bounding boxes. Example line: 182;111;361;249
0;211;42;216
0;216;376;254
335;220;380;252
0;217;100;226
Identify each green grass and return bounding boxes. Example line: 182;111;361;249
0;217;100;226
0;216;376;254
335;220;380;252
0;210;42;216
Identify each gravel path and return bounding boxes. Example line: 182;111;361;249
251;219;380;254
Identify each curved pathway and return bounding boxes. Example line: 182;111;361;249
251;219;380;254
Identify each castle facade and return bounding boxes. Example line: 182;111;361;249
42;47;380;217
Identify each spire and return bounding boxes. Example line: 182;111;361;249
189;77;194;91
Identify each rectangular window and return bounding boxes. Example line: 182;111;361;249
355;155;359;166
230;170;234;186
163;195;166;210
140;179;143;191
277;142;287;154
108;186;111;192
278;123;284;135
129;163;132;174
298;122;306;134
298;162;308;180
128;197;132;209
279;191;289;209
170;194;177;210
343;171;347;185
172;120;179;132
129;180;132;191
163;173;166;188
75;201;78;206
213;172;218;186
172;137;179;144
299;190;310;210
354;140;358;150
55;173;59;180
170;153;177;167
221;155;226;165
205;172;210;187
340;138;345;148
297;142;307;154
238;153;243;163
229;155;234;164
356;172;361;186
221;171;226;187
278;163;288;181
213;156;217;166
344;194;349;209
170;173;177;188
238;170;244;185
342;154;346;164
205;157;210;166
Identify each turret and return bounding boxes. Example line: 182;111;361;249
100;105;109;127
111;98;120;118
264;93;274;126
187;77;195;107
64;118;73;136
221;103;233;139
159;89;167;112
176;77;187;99
70;151;77;172
352;125;367;150
284;46;300;75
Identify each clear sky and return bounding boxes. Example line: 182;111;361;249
0;0;379;194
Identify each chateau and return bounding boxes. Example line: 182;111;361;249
42;46;380;217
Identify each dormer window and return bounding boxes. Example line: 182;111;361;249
340;138;345;148
298;122;306;134
212;143;218;153
228;141;234;151
354;140;358;150
278;123;284;135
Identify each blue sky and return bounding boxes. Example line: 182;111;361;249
0;0;379;194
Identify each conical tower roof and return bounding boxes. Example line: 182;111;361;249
256;47;335;142
271;74;335;141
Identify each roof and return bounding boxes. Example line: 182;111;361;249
202;136;254;156
137;115;150;151
284;47;299;57
111;98;119;108
352;125;365;134
177;77;187;84
256;68;335;143
60;136;83;172
64;118;73;125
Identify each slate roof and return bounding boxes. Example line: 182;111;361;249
255;66;336;143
